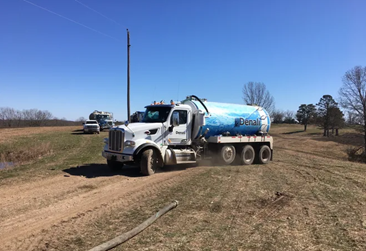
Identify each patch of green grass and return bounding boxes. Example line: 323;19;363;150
0;130;105;182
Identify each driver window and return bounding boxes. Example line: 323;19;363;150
171;110;187;125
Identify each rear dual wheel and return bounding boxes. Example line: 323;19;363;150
239;144;271;165
240;145;255;165
218;144;271;166
218;145;236;165
257;145;271;164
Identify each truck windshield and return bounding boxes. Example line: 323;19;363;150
142;107;171;123
96;114;111;120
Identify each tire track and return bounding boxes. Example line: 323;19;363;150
1;166;206;251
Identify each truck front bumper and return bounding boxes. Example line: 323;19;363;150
102;151;134;162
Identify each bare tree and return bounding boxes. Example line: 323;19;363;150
271;110;284;123
14;109;23;127
0;107;16;127
76;116;86;122
0;107;55;128
242;82;275;113
346;111;362;125
283;110;296;123
339;66;366;155
34;110;53;126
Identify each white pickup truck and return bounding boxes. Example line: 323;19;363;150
83;120;100;134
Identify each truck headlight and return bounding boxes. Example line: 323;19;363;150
124;140;135;147
103;138;108;144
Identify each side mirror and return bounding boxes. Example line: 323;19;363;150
82;122;85;125
172;111;179;127
124;120;129;126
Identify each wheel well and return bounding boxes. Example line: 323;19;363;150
207;143;271;157
134;144;163;167
238;142;270;151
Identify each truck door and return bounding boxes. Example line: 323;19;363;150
167;110;188;145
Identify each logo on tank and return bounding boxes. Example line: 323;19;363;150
235;118;260;127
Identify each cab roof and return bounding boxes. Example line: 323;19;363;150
144;104;175;108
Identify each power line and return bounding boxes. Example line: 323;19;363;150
23;0;120;41
75;0;124;27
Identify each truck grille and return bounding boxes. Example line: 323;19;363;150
108;129;124;152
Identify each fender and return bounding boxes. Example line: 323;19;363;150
133;143;164;167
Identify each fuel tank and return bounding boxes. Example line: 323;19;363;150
182;99;271;139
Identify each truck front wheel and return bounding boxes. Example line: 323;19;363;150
107;160;124;171
240;145;255;165
140;149;158;176
257;145;271;164
219;145;236;165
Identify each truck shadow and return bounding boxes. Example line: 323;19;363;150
71;132;86;135
63;163;197;178
71;129;87;135
158;163;197;173
63;164;141;178
282;130;304;135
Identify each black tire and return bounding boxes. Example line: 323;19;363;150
240;145;255;165
140;149;158;175
218;144;236;165
257;145;271;164
107;159;124;171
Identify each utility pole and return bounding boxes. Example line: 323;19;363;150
127;29;131;122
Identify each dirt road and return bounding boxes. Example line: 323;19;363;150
0;164;205;251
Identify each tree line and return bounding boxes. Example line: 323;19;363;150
0;107;80;128
242;65;366;160
296;95;344;136
270;95;345;137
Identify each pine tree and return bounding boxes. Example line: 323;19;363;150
296;104;316;131
316;95;339;136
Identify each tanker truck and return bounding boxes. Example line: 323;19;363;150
102;95;273;175
89;110;114;130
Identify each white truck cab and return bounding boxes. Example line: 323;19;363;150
102;102;200;174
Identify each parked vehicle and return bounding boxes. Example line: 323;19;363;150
102;95;273;175
83;120;100;134
89;110;114;130
130;111;145;122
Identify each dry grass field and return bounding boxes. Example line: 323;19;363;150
0;124;365;250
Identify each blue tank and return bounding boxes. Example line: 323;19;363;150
182;99;271;139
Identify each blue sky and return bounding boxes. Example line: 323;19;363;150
1;0;365;121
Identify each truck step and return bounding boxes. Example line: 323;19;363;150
176;160;197;164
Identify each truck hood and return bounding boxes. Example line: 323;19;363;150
117;122;163;140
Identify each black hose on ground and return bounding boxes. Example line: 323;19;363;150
88;200;179;251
